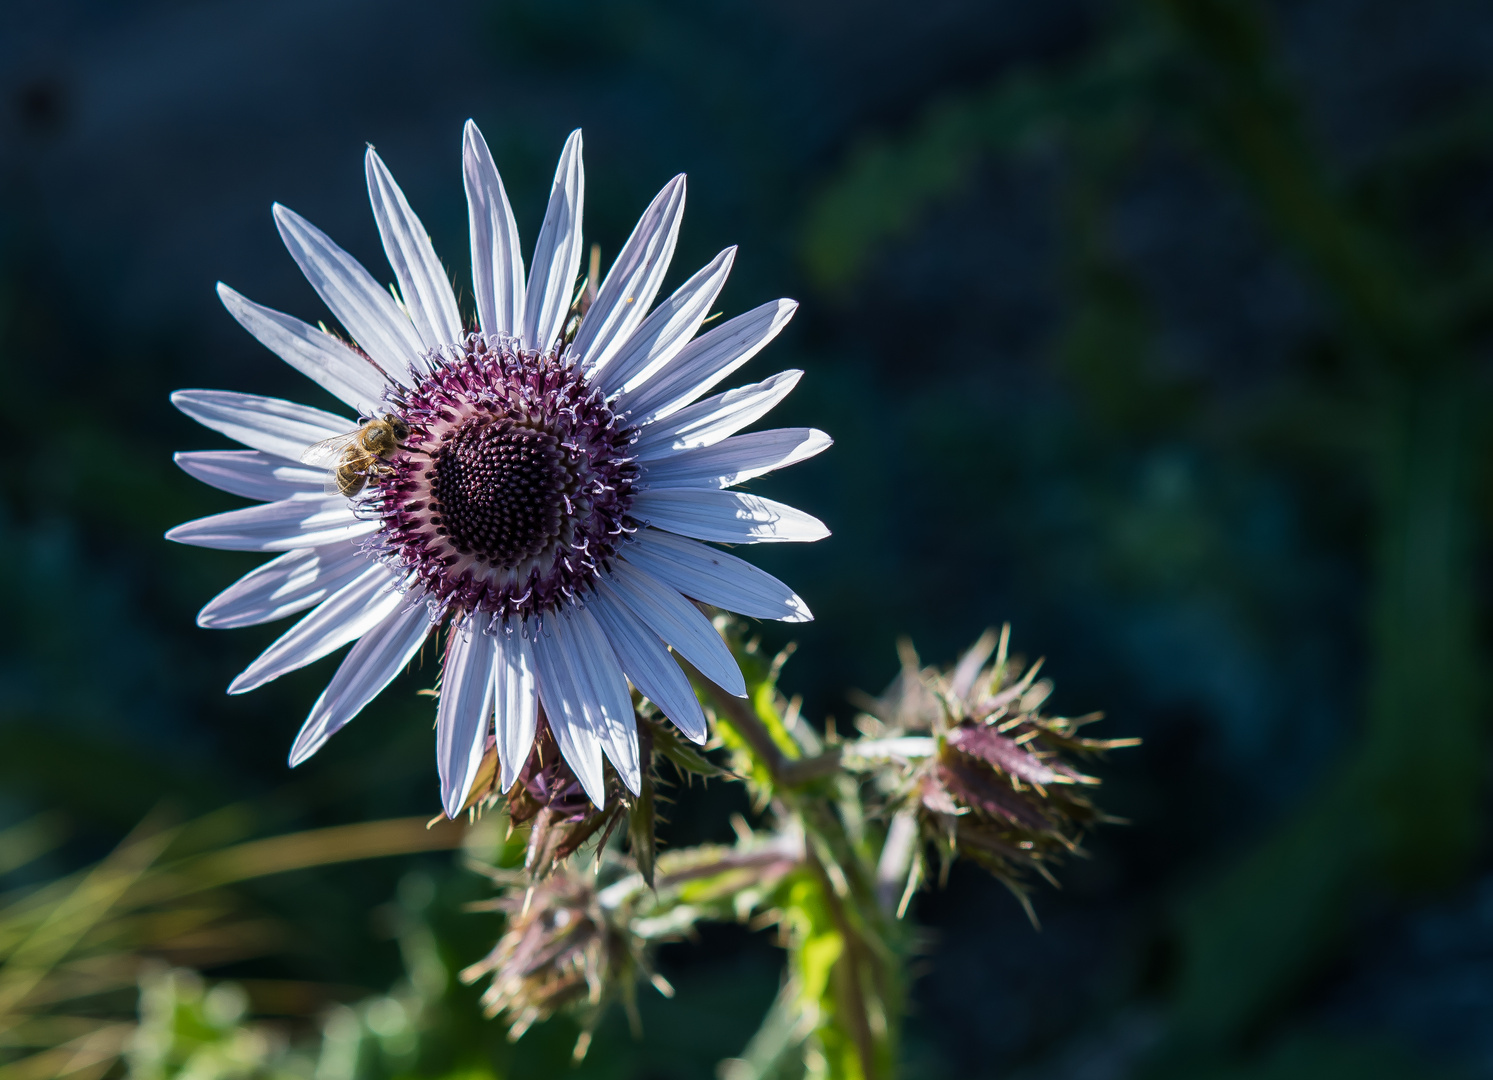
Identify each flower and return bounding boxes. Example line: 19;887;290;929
168;123;830;816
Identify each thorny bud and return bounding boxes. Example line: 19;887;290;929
460;865;643;1060
456;717;640;882
458;691;739;885
506;719;638;881
853;625;1139;922
462;831;803;1061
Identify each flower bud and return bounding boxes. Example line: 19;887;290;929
859;626;1138;918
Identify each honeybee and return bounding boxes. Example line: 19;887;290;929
301;415;410;497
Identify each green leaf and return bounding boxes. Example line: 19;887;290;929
651;721;735;780
629;774;657;891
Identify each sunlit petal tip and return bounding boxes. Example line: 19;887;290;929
271;202;425;380
464;119;526;340
779;595;815;623
365;148;464;349
574;173;687;373
521;129;586;353
595;246;737;398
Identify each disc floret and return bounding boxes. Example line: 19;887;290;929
372;334;638;621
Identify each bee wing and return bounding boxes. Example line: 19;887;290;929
300;431;359;468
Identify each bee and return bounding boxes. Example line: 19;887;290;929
301;414;410;497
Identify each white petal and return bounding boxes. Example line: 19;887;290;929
638;428;832;490
597;561;745;698
228;564;404;694
532;637;604;807
614;298;797;423
493;621;539;793
589;589;707;743
273;203;425;382
632;489;830;545
290;601;435;766
575;174;686;376
532;604;639;805
631;370;803;460
595;247;734;398
197;542;371;629
521;130;584;354
437;619;498;819
217;284;391;415
561;606;641;795
622;530;812;623
463;120;525;340
166;497;376;552
365;148;464;350
174;450;326;502
171;390;353;461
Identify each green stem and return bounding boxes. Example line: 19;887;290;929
703;681;844;786
702;676;902;1079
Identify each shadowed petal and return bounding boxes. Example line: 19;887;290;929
614;298;797;423
638;428;832;490
531;612;605;806
595;247;734;398
166;498;376;552
171;390;352;461
197;543;370;629
494;621;540;793
228;564;404;694
632;371;803;460
273;203;426;382
622;530;812;623
632;489;830;545
174;450;325;502
437;618;499;818
531;604;639;805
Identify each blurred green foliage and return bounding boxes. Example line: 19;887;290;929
804;0;1491;1076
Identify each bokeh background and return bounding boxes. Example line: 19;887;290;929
2;0;1492;1076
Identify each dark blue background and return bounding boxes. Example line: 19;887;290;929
2;1;1490;1076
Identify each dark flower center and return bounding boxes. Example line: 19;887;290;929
372;335;639;618
429;417;574;568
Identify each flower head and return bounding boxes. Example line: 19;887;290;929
461;831;802;1059
168;124;829;815
856;627;1138;919
461;867;634;1053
